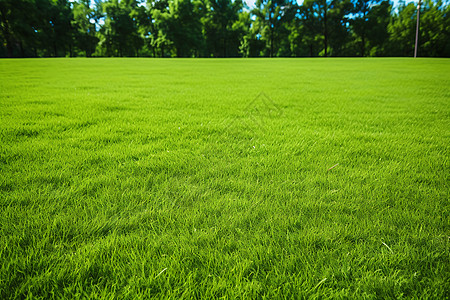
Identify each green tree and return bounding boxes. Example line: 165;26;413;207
299;0;322;56
147;0;171;57
152;0;202;57
169;0;203;57
307;0;331;56
441;1;450;56
353;0;377;56
327;0;353;56
72;0;99;57
352;0;391;56
202;0;244;57
365;0;391;56
253;0;297;57
387;2;416;56
2;0;449;57
99;0;143;56
43;0;74;56
300;0;353;57
0;0;47;57
238;10;265;57
418;0;450;57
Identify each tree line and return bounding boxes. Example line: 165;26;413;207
1;0;449;58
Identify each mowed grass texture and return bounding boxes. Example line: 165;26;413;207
0;58;449;299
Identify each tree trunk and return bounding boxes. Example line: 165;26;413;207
223;36;226;57
270;31;274;57
6;40;13;57
19;40;24;57
0;7;13;57
222;24;226;57
361;34;365;57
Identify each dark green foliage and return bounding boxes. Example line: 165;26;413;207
165;0;203;57
387;2;418;56
207;0;246;57
418;0;450;57
365;0;391;56
0;1;450;56
72;0;99;57
98;0;144;57
0;0;74;57
252;0;297;57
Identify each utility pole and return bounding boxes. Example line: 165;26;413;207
414;0;422;58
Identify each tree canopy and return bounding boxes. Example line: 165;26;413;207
0;0;449;57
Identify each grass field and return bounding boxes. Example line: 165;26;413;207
0;58;449;299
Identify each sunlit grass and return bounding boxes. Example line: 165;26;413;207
0;58;449;298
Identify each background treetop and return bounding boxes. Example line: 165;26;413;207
0;0;449;57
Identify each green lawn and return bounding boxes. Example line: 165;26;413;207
0;58;449;299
